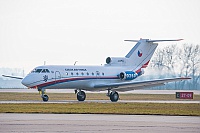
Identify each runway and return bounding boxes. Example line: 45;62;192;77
0;99;199;104
0;113;199;133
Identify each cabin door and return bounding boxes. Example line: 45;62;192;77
55;71;61;81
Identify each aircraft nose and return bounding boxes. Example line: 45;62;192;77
21;77;29;87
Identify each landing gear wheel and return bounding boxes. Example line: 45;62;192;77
77;91;86;101
110;91;119;102
42;94;49;102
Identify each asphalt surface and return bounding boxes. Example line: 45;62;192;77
0;114;199;133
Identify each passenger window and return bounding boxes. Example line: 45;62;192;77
87;72;89;75
92;72;94;76
81;72;84;76
102;72;104;76
76;72;79;75
66;72;68;75
71;72;73;75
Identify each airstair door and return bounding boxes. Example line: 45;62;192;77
55;71;61;81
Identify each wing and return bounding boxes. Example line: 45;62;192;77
94;77;191;92
2;75;23;80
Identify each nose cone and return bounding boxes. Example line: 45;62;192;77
21;76;29;87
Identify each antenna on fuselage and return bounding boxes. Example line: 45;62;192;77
23;68;24;77
74;61;78;66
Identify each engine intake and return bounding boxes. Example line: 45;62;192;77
119;71;138;80
106;57;128;65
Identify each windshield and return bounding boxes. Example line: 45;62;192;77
31;69;50;73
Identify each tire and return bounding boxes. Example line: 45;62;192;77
110;91;119;102
42;94;49;102
77;91;86;101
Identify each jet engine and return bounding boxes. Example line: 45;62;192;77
119;71;138;80
106;57;128;65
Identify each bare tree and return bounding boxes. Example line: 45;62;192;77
178;44;200;89
150;43;200;90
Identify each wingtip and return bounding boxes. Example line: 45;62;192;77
124;40;139;42
177;39;184;41
180;77;191;80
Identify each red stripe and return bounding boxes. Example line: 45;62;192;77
136;68;141;73
142;60;150;68
30;76;119;89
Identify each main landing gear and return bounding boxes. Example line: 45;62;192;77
74;89;119;102
75;89;86;101
38;88;49;102
107;89;119;102
75;89;119;102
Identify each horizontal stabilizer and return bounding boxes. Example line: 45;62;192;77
124;39;183;43
2;75;23;80
147;39;183;42
124;40;139;42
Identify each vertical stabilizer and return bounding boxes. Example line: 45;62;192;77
124;39;183;70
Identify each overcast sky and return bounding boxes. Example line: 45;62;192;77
0;0;200;73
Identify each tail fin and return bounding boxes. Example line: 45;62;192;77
125;39;183;70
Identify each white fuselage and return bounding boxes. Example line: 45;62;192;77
22;65;140;91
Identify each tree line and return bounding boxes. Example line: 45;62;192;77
149;43;200;90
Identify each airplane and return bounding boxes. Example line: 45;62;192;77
2;38;191;102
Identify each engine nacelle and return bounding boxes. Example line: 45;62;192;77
106;57;128;65
119;71;138;80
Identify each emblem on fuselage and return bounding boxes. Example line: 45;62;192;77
43;75;48;82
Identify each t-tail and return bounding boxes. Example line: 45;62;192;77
105;38;183;72
124;39;183;70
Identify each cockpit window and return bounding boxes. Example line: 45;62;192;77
31;69;50;73
46;69;50;73
41;69;46;73
35;69;42;73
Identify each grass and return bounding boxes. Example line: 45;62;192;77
0;103;199;116
0;92;199;116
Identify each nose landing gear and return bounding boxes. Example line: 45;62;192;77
42;94;49;102
38;88;49;102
